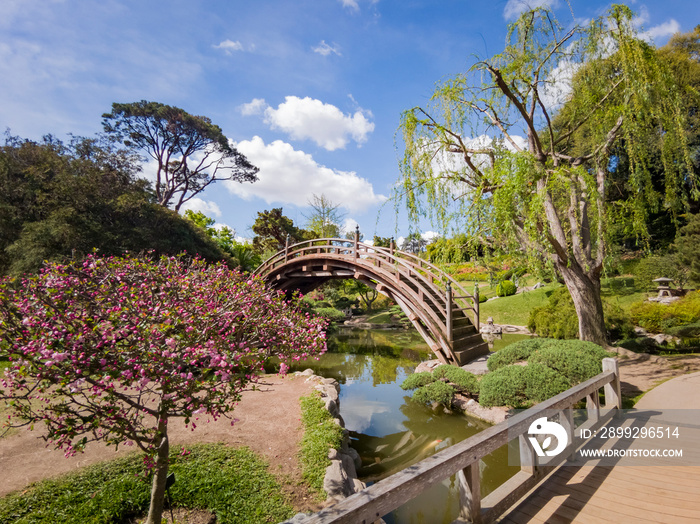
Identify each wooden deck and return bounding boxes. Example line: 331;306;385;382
499;408;700;524
499;463;700;523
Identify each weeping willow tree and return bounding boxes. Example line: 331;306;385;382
398;5;698;344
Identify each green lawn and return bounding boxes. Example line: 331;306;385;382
0;444;294;524
479;283;559;326
600;276;649;314
476;275;652;327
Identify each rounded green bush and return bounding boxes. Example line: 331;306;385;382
400;371;436;390
412;381;456;406
431;364;453;379
528;340;610;385
442;366;480;395
313;307;347;322
486;338;554;371
496;279;517;297
479;363;569;408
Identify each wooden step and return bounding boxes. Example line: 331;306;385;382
452;342;490;366
452;324;477;338
452;332;485;348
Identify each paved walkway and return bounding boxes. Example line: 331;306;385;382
500;371;700;523
634;371;700;409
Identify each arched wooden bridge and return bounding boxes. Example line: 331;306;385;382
254;236;489;365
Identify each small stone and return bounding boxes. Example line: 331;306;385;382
352;478;366;493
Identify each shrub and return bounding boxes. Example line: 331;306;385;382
479;363;569;408
665;322;700;338
528;287;578;339
528;340;610;385
441;366;480;395
496;279;517;297
313;307;348;322
634;254;688;291
487;338;554;371
478;293;488;303
400;371;436;390
630;301;668;332
630;291;700;333
431;364;452;379
528;287;634;340
412;381;456;406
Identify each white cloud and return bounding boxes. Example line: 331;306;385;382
179;198;222;217
503;0;558;21
422;231;441;242
227;136;386;213
341;218;360;236
630;6;680;43
263;96;375;150
313;40;341;57
213;39;243;55
540;56;578;109
340;0;360;11
239;98;267;116
642;20;681;42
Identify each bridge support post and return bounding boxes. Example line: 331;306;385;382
284;234;290;262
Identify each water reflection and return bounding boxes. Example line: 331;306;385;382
281;327;521;524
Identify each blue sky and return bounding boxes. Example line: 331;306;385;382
2;0;698;242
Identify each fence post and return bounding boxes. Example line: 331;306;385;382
602;358;622;409
474;282;480;331
559;408;576;461
586;390;601;422
458;462;482;524
446;281;453;346
519;433;537;475
354;225;360;262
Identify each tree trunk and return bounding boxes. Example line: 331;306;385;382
145;419;170;524
558;264;607;345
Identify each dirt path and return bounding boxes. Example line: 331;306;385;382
613;349;700;398
0;373;322;511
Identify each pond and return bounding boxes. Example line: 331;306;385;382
282;326;528;524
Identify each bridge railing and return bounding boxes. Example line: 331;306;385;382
295;358;622;524
255;238;480;330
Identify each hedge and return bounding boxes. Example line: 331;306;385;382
479;363;570;408
527;340;611;385
486;338;555;371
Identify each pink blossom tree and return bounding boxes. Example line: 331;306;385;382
0;254;326;524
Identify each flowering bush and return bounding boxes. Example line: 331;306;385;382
0;254;326;524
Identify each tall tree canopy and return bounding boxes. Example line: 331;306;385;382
398;5;698;344
0;135;230;276
304;193;345;238
102;101;259;211
184;210;260;272
251;208;309;256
